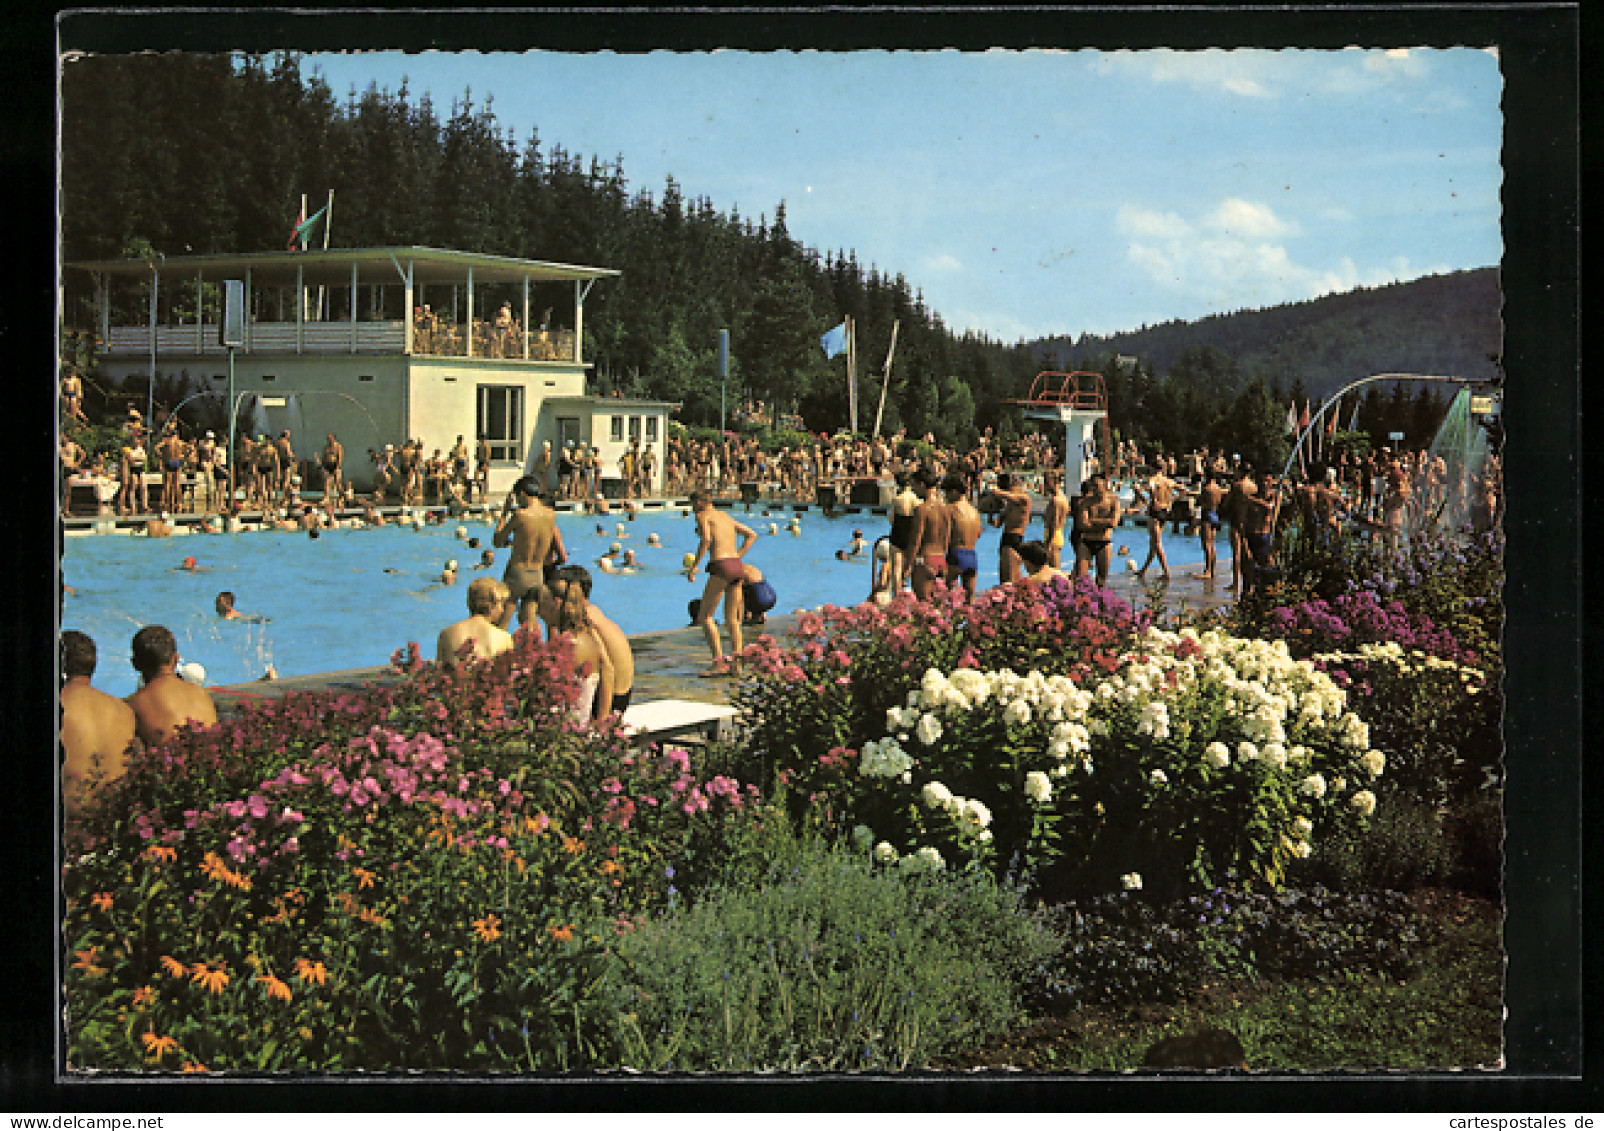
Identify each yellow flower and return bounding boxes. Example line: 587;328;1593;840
140;1032;178;1060
471;914;502;944
598;859;620;876
548;924;574;943
159;954;186;979
254;972;293;1002
562;835;585;855
132;985;154;1009
292;958;328;987
90;892;113;912
190;961;230;995
352;866;377;890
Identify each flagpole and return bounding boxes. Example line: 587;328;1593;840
298;193;308;322
846;315;857;435
317;189;332;320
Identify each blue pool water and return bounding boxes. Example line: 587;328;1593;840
61;505;1215;698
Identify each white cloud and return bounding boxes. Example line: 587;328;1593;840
921;253;963;274
1116;204;1192;240
1204;198;1298;239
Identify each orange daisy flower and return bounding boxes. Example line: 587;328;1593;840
598;859;620;876
71;946;99;971
471;914;502;944
548;924;574;943
352;866;377;890
180;1060;208;1074
561;835;585;855
90;892;113;912
142;844;177;865
292;958;328;987
140;1031;179;1060
189;961;230;995
159;954;186;978
254;972;293;1002
356;907;389;928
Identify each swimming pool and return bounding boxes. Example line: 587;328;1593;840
61;505;1218;698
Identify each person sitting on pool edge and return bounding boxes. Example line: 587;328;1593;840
1017;539;1068;587
126;624;218;748
436;577;515;668
60;630;139;825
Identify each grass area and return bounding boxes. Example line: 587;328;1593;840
939;891;1503;1073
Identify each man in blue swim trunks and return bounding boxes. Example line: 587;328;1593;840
942;473;984;601
740;561;778;624
1194;474;1224;581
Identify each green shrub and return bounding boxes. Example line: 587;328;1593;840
1295;797;1457;893
597;840;1057;1072
1028;886;1441;1014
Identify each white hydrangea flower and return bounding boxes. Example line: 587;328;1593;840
1288;745;1310;766
915;712;944;747
1121;872;1143;891
1361;750;1386;778
959;797;993;830
921;781;954;810
1300;773;1328;799
1205;742;1231;769
1051;763;1070;778
1293;816;1314;837
858;736;913;780
1150;769;1169;785
872;841;898;864
1237;741;1260;763
1088;717;1110;738
1262;742;1288;770
1350;790;1377;818
1332;776;1346;794
1003;699;1032;727
1293;840;1312;858
899;845;945;874
1024;771;1052;804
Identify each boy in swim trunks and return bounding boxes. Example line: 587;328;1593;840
1072;474;1122;587
320;433;344;502
942;472;984;602
1132;465;1177;582
988;472;1033;584
888;472;921;593
907;470;951;602
1041;471;1070;569
493;476;566;634
687;491;759;668
741;561;778;624
1194;474;1224;580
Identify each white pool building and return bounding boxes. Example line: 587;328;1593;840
69;245;675;497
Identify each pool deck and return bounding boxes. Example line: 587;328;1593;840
207;564;1238;716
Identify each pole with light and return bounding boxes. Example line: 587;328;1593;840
221;280;246;511
718;329;729;434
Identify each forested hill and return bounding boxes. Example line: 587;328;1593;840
1034;268;1502;399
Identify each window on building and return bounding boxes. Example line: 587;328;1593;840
628;415;642;442
646;416;659;442
261;374;277;382
610;416;624;442
477;384;524;463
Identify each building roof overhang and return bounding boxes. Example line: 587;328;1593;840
66;246;621;287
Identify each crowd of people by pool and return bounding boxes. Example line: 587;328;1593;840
60;397;1502;828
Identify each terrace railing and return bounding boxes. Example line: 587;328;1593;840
100;321;577;361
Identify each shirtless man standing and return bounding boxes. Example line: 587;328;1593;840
1040;471;1071;570
126;625;218;747
492;476;566;633
436;577;516;668
907;470;952;602
156;428;187;514
943;473;984;602
987;472;1033;584
1072;474;1122;587
1133;465;1178;581
253;435;281;509
687;491;758;668
61;367;86;421
1194;474;1225;580
450;435;471;495
395;440;419;506
1238;472;1281;595
320;433;344;503
60;432;85;519
474;435;492;503
274;430;297;500
60;631;138;823
532;441;553;495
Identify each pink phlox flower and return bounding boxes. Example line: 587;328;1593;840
601;777;624;794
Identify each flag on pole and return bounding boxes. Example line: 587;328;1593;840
287;204;329;250
821;321;848;358
1298;401;1310;431
1327;401;1339;436
1349;398;1362;431
1285;403;1298;433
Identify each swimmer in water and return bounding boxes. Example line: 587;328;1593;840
473;549;495;570
214;590;268;623
174;556;204;572
646;532;662;547
440;559;458;585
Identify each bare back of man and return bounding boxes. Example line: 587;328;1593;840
61;682;138;821
943;479;984;601
494;482;563;630
1041;476;1070;568
689;494;758;665
1195;478;1224;579
586;606;635;712
1136;471;1176;581
128;674;217;747
908;479;953;601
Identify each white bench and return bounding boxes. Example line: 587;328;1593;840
619;698;739;745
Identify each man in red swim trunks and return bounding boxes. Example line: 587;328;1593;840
907;470;951;601
686;490;758;669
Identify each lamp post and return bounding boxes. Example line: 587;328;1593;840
718;329;729;434
221;281;246;510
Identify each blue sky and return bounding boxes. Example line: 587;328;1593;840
307;48;1503;343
